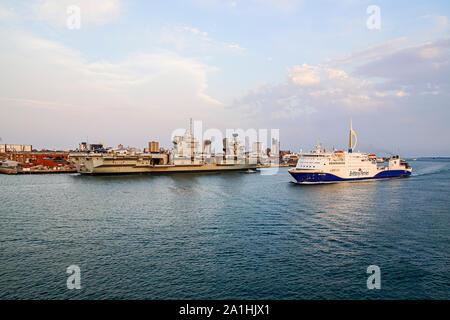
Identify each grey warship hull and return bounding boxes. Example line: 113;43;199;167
70;154;257;175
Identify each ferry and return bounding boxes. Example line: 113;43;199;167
288;120;412;184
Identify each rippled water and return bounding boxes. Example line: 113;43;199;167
0;159;449;299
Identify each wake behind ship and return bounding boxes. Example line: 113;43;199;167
70;124;257;175
288;120;412;184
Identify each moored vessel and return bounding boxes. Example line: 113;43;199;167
70;123;257;175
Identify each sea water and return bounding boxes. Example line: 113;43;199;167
0;159;449;299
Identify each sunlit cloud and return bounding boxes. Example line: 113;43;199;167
0;30;228;147
234;38;450;124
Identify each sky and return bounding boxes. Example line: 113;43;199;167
0;0;449;156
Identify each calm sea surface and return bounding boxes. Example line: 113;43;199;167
0;159;449;299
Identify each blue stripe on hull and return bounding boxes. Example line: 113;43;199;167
289;170;411;183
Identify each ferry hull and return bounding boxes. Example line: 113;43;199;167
289;170;411;184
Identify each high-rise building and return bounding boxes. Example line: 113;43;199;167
149;141;159;153
271;138;280;156
252;142;264;156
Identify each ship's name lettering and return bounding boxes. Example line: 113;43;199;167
349;170;369;176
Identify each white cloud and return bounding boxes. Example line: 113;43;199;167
353;39;450;93
0;30;226;147
325;38;407;67
419;15;449;34
234;64;379;125
288;64;321;86
227;43;244;51
0;3;14;19
188;0;302;13
34;0;120;27
159;24;245;54
434;15;449;29
234;38;450;124
327;69;348;80
251;0;302;12
395;90;409;97
419;45;443;59
272;95;315;119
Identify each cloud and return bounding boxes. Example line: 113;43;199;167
229;37;450;155
188;0;302;13
234;62;378;123
433;15;449;30
251;0;302;12
0;30;225;148
233;38;450;124
353;39;450;94
325;38;407;67
288;64;321;86
34;0;120;27
419;15;449;34
159;24;245;54
0;3;14;19
395;91;409;98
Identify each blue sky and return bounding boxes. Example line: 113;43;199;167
0;0;449;156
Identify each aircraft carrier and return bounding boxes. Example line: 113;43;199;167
70;125;257;175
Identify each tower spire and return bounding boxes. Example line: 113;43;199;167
348;118;357;153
